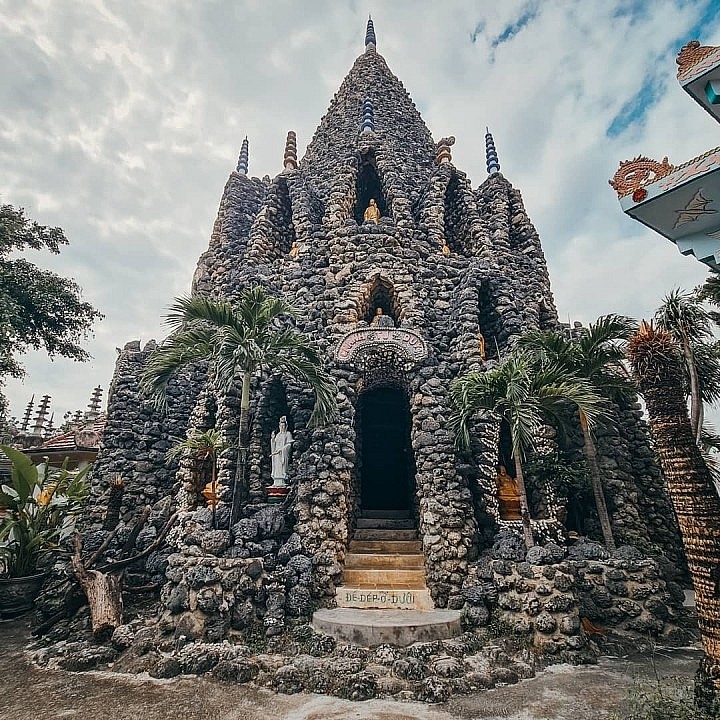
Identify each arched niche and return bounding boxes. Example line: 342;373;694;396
273;177;296;255
247;377;293;501
178;391;220;510
538;297;556;331
356;275;403;326
443;173;467;255
355;151;388;224
477;283;502;361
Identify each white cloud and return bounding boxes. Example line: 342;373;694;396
1;0;719;421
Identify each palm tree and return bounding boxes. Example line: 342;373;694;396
655;289;714;443
698;269;720;327
518;315;637;552
449;353;607;549
627;321;720;708
166;429;228;528
140;287;337;524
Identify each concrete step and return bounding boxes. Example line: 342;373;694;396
345;552;425;569
356;518;416;530
349;540;422;554
335;586;434;610
353;529;418;541
343;568;426;587
313;608;461;646
360;509;410;519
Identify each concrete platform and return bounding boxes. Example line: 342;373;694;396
312;608;462;647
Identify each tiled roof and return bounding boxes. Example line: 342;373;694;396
33;416;106;452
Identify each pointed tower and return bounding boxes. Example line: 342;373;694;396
90;19;682;641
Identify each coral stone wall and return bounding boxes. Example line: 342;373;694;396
84;43;684;618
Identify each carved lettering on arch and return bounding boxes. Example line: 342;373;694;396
335;327;427;371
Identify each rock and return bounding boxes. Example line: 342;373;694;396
132;627;157;654
286;585;312;617
166;584;189;613
277;533;302;563
464;671;495;690
416;676;450;703
338;671;377;701
111;624;134;650
211;658;259;683
374;645;400;665
534;611;557;634
526;546;552;565
253;506;286;538
198;529;230;555
463;603;490;628
392;656;426;681
56;643;116;671
613;545;644;562
491;666;520;685
232;518;259;541
273;664;303;694
151;656;182;679
177;643;220;674
568;541;611;561
186;565;220;588
491;530;526;561
431;656;463;678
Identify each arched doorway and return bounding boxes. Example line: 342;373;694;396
358;386;415;516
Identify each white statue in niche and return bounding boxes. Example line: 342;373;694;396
270;415;294;486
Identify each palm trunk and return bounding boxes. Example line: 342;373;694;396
579;410;616;552
629;324;720;705
681;333;703;444
230;370;252;528
513;455;535;549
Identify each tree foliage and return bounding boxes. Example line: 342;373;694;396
655;289;714;441
0;203;103;414
449;351;608;548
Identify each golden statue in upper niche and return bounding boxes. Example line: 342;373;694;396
363;198;381;224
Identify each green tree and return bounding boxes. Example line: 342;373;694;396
627;322;720;711
0;203;103;415
140;287;337;523
655;289;715;444
697;269;720;327
449;353;607;549
166;429;228;528
518;315;637;552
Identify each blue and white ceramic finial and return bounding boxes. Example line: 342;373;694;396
485;127;500;174
365;15;376;51
360;98;375;133
237;137;249;175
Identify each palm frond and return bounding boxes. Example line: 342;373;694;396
692;339;720;405
140;327;214;409
165;294;239;332
655;288;713;342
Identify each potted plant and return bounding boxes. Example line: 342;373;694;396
0;445;90;616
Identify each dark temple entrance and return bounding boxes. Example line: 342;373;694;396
359;387;415;516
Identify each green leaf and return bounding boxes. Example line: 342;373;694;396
1;444;38;502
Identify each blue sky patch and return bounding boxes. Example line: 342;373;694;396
490;2;539;49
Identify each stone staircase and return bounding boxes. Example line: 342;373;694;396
335;512;433;610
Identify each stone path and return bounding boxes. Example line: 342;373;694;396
0;619;702;720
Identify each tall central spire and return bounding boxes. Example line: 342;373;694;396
365;15;376;52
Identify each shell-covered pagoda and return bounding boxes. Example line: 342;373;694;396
80;20;684;645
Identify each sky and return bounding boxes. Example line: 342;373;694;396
1;0;720;425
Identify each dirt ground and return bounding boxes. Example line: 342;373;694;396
0;618;702;720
